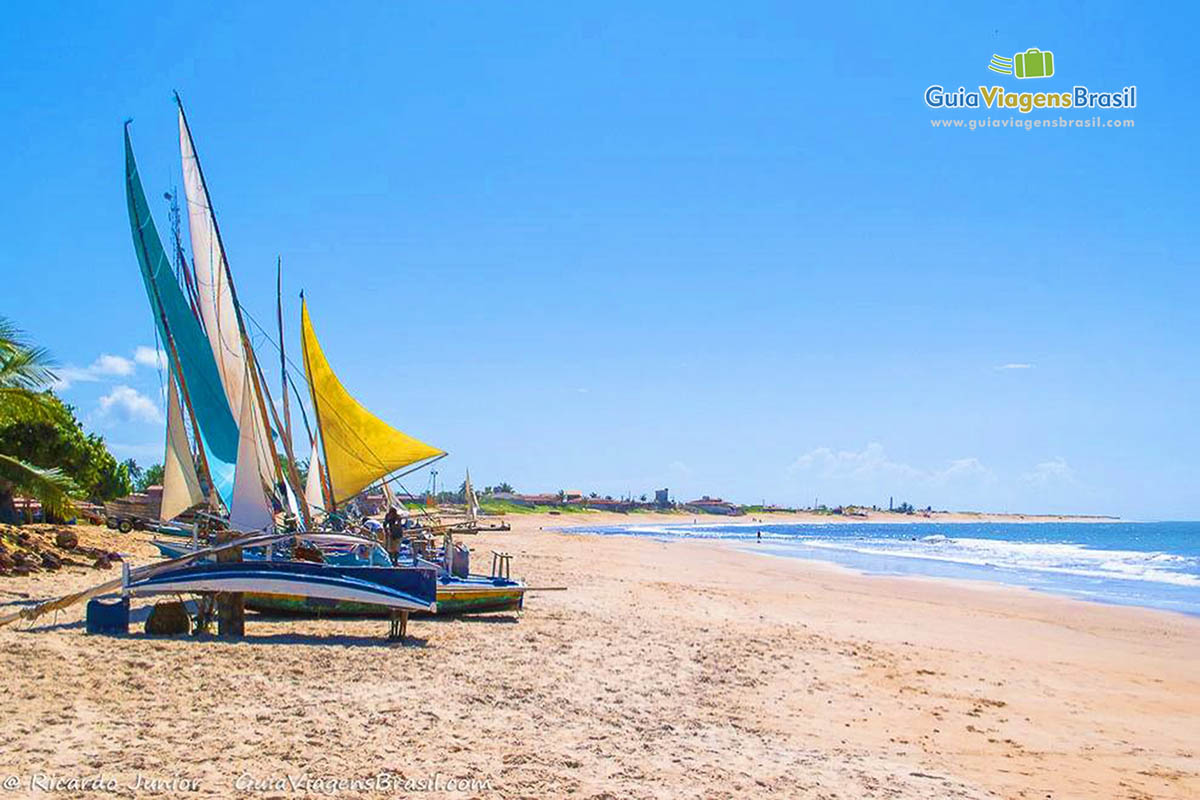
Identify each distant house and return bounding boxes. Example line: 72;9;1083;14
493;492;562;508
582;497;634;512
654;488;671;508
353;491;387;515
682;496;743;516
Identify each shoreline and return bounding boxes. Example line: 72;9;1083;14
549;512;1197;619
515;509;1122;526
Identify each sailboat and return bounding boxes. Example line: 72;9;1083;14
234;301;525;615
430;469;510;535
126;110;438;622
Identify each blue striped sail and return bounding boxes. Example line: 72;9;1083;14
124;127;238;508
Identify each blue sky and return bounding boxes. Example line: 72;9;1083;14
1;3;1195;518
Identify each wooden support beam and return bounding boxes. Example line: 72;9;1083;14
215;530;244;637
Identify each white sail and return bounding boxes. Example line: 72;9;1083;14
283;474;301;522
178;105;278;495
305;440;327;522
160;372;205;520
229;377;275;533
465;468;479;523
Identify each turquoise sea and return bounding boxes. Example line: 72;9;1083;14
563;521;1200;616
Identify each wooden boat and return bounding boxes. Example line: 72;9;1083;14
243;573;522;617
125;104;528;632
125;559;438;613
149;535;526;615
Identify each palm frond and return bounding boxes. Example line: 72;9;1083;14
0;317;59;423
0;453;78;520
0;317;22;355
0;338;58;392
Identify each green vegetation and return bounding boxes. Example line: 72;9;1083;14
477;499;592;515
0;317;131;522
130;462;164;492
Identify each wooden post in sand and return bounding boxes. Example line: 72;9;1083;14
388;609;409;641
215;531;245;637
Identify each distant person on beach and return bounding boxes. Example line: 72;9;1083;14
757;530;762;542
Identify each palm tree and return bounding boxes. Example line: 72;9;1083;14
0;317;77;519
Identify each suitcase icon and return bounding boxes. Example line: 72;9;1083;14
1014;48;1054;79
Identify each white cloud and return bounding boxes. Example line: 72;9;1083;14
54;353;137;389
789;442;920;481
1022;457;1078;488
93;354;135;376
930;457;992;486
788;443;994;487
97;385;163;424
996;363;1034;370
133;346;168;370
53;347;167;389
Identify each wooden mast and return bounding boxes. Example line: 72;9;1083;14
277;257;293;451
125;122;217;512
252;340;311;528
271;257;312;529
175;93;305;525
299;291;337;515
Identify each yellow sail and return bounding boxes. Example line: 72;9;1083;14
300;299;444;505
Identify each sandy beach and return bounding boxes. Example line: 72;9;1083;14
0;513;1196;799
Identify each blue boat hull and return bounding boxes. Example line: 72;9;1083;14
147;540;524;616
126;560;438;613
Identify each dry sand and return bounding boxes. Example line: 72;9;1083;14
0;513;1195;799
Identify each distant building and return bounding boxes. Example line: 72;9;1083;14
358;491;387;515
493;492;563;508
682;496;743;516
654;488;670;508
583;497;634;512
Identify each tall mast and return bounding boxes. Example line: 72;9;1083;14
125;123;217;510
299;292;337;514
166;190;203;323
272;258;310;527
175;93;295;509
277;257;293;450
252;337;311;528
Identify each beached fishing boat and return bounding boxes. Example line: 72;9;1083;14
244;572;521;616
125;559;438;614
125;109;444;634
149;534;526;615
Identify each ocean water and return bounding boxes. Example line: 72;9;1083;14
561;521;1200;616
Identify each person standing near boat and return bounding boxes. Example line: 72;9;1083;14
384;506;402;560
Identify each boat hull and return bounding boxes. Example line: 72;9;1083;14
245;577;525;617
126;560;438;613
151;539;525;616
